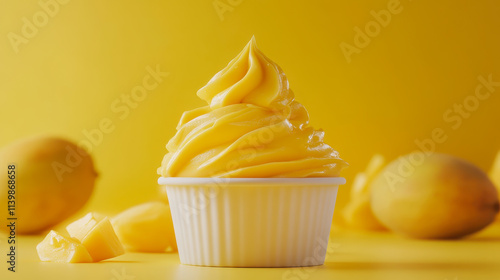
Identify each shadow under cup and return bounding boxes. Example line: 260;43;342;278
158;177;346;267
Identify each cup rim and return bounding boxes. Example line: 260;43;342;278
158;177;346;186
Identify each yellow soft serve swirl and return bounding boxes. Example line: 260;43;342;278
158;37;347;178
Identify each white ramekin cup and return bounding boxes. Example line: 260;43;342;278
158;177;346;267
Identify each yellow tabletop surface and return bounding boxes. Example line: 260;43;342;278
3;224;500;280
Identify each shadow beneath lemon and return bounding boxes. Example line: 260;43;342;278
466;236;500;242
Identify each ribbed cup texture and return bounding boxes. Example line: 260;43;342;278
166;183;339;267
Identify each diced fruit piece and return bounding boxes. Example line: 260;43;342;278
158;187;169;204
488;151;500;221
36;230;92;263
112;201;177;252
343;195;384;230
66;213;124;262
66;212;106;241
342;154;386;230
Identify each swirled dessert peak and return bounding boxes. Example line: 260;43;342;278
197;37;293;110
158;37;347;178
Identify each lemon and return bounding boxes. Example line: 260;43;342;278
371;153;499;239
0;135;97;234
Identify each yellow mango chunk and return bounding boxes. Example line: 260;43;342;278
36;230;92;263
66;212;106;241
66;212;124;262
112;201;177;252
343;154;387;230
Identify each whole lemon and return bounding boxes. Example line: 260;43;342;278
370;153;499;239
0;136;97;234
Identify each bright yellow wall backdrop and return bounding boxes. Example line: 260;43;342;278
1;0;499;223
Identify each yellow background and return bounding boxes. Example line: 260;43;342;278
1;0;499;224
